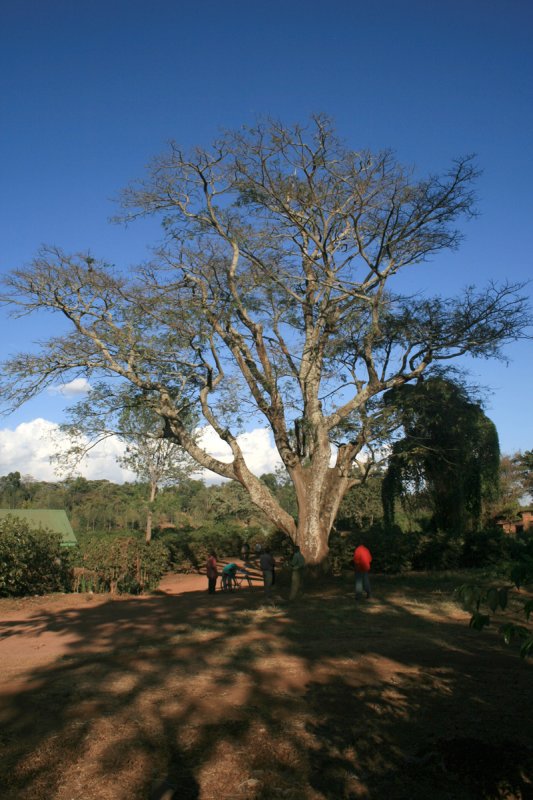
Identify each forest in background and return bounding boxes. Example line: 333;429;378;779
0;447;531;575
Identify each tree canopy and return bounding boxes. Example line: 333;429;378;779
514;450;533;500
382;378;500;533
1;117;530;563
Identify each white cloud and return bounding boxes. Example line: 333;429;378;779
0;419;135;483
49;378;92;397
195;426;282;482
0;419;282;485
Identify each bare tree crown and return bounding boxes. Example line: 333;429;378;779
1;117;529;559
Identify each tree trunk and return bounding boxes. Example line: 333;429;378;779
232;445;353;566
145;481;158;543
291;464;352;565
296;513;331;565
145;510;153;544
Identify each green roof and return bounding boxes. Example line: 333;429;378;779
0;509;78;546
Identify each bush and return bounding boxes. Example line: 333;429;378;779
364;526;418;573
411;529;465;570
157;523;259;572
0;515;71;597
328;525;418;574
157;529;209;572
72;535;169;593
508;529;533;561
330;524;512;574
462;526;510;568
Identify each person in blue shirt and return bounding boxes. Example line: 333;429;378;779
221;562;252;590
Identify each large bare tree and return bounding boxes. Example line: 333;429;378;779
1;117;529;563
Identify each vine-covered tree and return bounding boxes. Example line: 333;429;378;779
382;378;501;533
1;117;530;563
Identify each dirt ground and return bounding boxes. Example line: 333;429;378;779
0;563;532;800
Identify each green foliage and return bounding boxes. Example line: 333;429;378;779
510;555;533;588
156;521;281;573
337;474;384;531
1;468;526;582
513;450;533;498
0;473;272;537
72;535;169;594
325;526;414;574
260;470;297;518
487;454;525;521
411;530;465;570
0;471;26;508
157;523;248;572
0;515;70;597
383;378;500;534
455;559;533;658
372;528;417;573
203;483;259;523
461;526;510;568
328;520;517;575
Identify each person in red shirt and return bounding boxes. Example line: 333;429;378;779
206;551;218;594
353;544;372;599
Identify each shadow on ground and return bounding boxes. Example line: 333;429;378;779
0;573;532;799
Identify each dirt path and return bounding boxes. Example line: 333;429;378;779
0;572;209;685
0;571;531;800
0;566;261;684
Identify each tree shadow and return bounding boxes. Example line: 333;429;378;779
0;576;532;799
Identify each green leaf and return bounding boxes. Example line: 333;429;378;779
519;636;533;659
457;584;482;612
469;612;490;631
500;623;515;645
500;623;529;645
523;599;533;622
509;562;533;588
487;587;499;612
497;587;508;611
513;625;530;640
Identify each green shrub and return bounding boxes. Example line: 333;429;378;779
508;529;533;561
330;523;511;574
364;525;418;573
462;526;510;568
411;529;465;570
327;525;418;574
0;515;71;597
157;524;255;571
72;535;169;593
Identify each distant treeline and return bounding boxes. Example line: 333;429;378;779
0;471;294;535
1;468;532;581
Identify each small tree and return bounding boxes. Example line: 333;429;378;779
484;454;525;523
0;472;25;508
514;450;533;500
56;384;195;542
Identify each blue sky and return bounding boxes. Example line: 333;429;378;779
0;0;532;479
